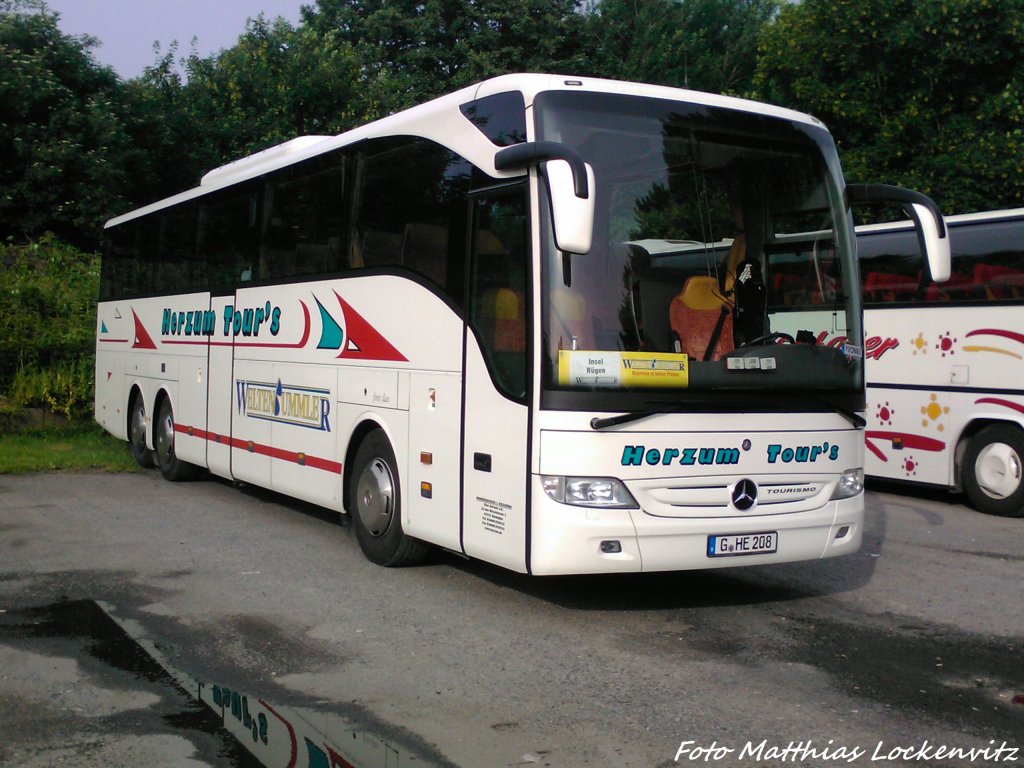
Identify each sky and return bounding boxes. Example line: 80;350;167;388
45;0;308;79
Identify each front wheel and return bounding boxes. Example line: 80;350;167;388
350;430;429;566
961;424;1024;517
154;397;201;482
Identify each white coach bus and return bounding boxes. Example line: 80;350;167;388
95;74;950;574
856;210;1024;516
766;210;1023;517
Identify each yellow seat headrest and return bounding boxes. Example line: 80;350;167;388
678;276;727;310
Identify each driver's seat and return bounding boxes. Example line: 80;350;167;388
669;276;734;361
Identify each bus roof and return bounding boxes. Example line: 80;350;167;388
105;73;827;229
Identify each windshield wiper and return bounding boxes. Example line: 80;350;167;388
590;410;658;430
808;395;867;428
589;396;865;431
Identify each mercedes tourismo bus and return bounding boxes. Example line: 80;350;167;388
95;74;950;574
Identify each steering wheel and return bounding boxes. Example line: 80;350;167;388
740;331;795;347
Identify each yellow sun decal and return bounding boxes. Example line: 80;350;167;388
911;332;928;356
920;393;950;431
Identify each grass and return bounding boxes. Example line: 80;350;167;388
0;422;138;474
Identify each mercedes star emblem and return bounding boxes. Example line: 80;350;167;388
731;478;758;511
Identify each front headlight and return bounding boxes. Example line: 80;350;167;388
541;476;639;509
832;468;865;499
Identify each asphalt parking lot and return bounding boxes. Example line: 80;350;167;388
1;471;1021;767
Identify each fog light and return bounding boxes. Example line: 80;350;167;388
600;540;622;554
835;525;850;539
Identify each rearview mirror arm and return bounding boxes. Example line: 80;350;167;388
494;142;590;199
846;183;946;238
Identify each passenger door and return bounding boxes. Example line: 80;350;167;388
460;186;532;572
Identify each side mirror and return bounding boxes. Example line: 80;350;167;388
545;159;595;255
494;141;596;255
847;184;951;282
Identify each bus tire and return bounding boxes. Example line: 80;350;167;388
154;397;201;482
350;430;429;566
961;424;1024;518
128;392;155;469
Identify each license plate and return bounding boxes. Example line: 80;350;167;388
707;531;778;557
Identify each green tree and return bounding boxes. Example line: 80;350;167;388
0;0;132;247
304;0;588;117
149;15;365;168
754;0;1024;213
0;234;98;394
581;0;781;95
111;44;222;207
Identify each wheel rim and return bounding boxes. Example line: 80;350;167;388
975;442;1023;500
131;401;146;449
356;458;394;537
156;406;175;465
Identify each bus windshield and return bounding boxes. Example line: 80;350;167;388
534;90;862;410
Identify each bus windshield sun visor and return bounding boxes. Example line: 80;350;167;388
494;141;590;199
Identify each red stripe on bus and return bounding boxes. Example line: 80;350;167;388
259;700;299;768
865;430;946;452
966;328;1024;345
974;397;1024;415
174;423;342;474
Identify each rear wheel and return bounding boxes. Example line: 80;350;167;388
154;397;200;482
350;430;429;566
961;424;1024;517
128;394;155;469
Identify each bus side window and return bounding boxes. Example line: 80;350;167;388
102;218;147;299
402;223;449;287
469;189;529;400
200;184;260;290
262;154;347;280
157;202;199;294
952;219;1024;301
858;229;920;304
351;137;470;300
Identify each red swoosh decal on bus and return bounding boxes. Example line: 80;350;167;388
974;397;1024;415
865;431;946;463
260;700;298;768
966;328;1024;345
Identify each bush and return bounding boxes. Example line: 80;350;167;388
1;234;99;398
9;357;94;420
